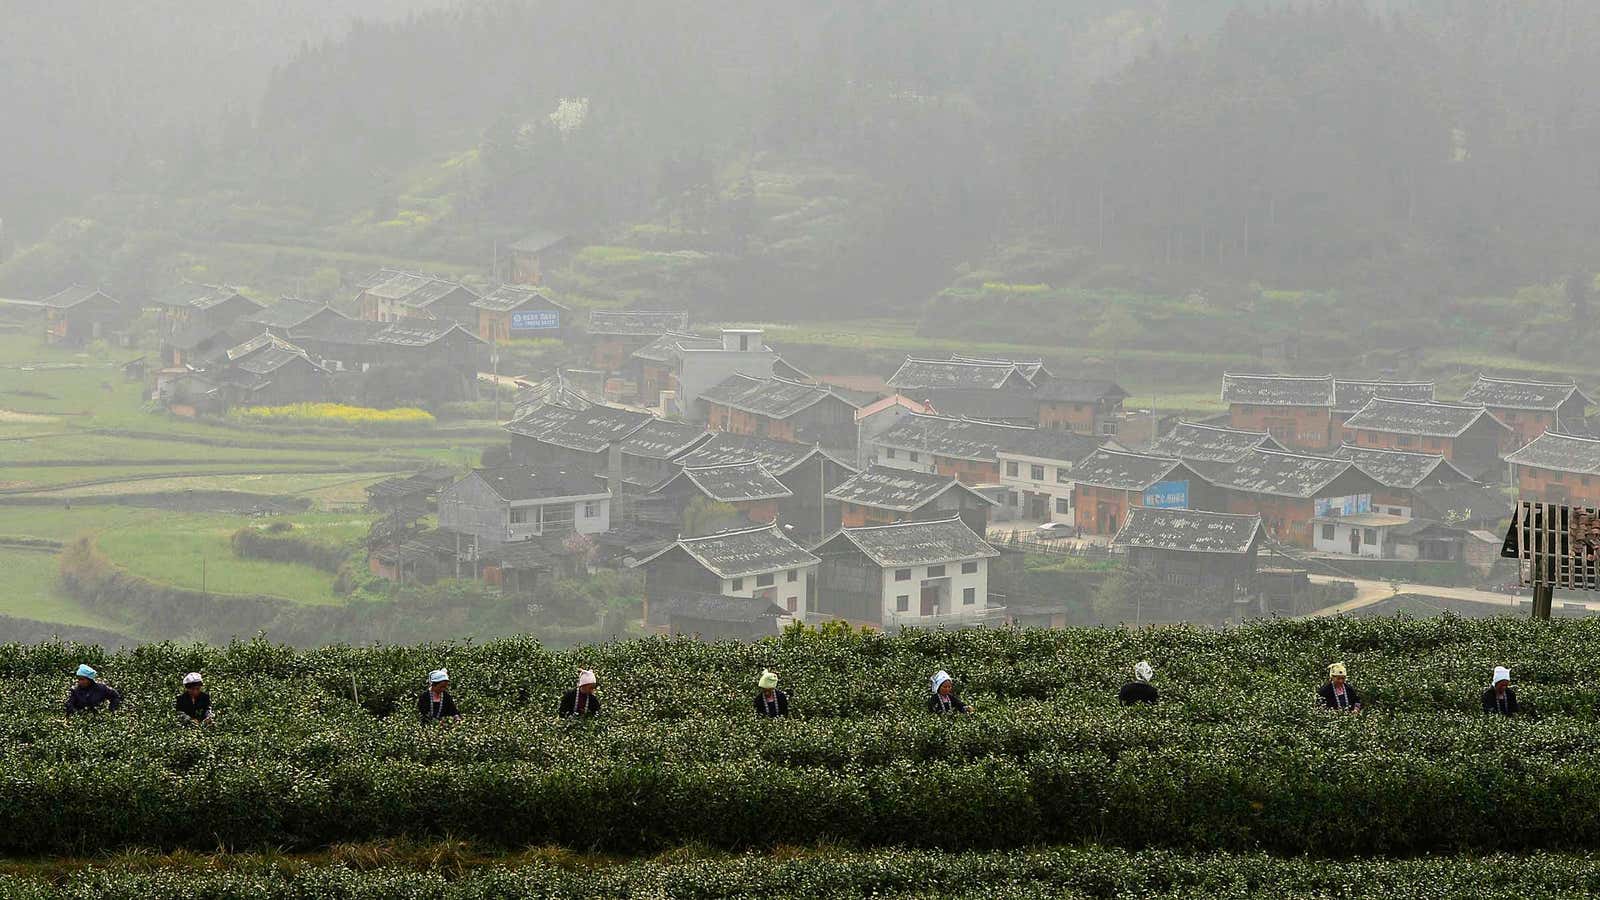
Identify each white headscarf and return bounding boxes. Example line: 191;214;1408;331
182;672;203;686
1492;666;1511;686
428;669;449;685
930;670;952;694
1133;660;1153;684
577;669;597;688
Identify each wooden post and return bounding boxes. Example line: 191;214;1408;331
1532;582;1553;621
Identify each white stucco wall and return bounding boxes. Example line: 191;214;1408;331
876;557;989;625
720;563;818;618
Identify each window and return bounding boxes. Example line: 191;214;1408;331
927;565;946;578
731;577;744;591
886;448;897;459
961;561;978;574
896;594;910;612
1363;529;1378;546
510;507;529;524
1321;524;1335;541
1006;461;1020;477
1031;465;1045;481
756;573;775;587
1009;490;1021;507
786;596;798;612
787;569;798;582
542;505;574;528
1101;421;1118;436
1056;498;1070;515
1398;435;1415;447
1387;508;1402;516
584;501;600;518
909;451;920;463
894;568;911;581
963;587;976;605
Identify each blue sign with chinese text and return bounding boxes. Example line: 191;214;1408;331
511;310;560;331
1143;480;1189;509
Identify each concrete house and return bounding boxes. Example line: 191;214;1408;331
437;466;611;545
1341;397;1512;481
637;521;820;623
627;331;721;408
826;465;998;535
588;309;689;371
852;394;934;469
671;328;798;413
1505;431;1600;508
996;428;1103;525
1221;373;1336;451
505;403;652;473
698;373;862;453
812;516;1001;628
1209;449;1387;551
1460;374;1592;449
472;285;569;343
872;413;1040;485
1113;507;1264;606
1071;449;1213;537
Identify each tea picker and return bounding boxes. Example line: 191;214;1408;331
175;672;214;726
1482;666;1519;716
560;668;602;718
928;670;970;715
1119;660;1159;706
1317;662;1363;712
64;664;121;715
754;669;788;718
418;668;461;724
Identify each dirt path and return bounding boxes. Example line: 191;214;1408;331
1304;575;1592;616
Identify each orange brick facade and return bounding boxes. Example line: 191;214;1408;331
1229;404;1332;451
934;457;999;486
1226;493;1317;548
839;503;900;528
733;499;782;524
1488;408;1556;451
639;362;677;406
1075;485;1138;536
1038;401;1099;435
707;404;800;443
1346;428;1456;458
1515;466;1600;508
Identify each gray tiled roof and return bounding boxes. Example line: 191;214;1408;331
1332;444;1470;489
629;332;720;363
234;344;324;377
1113;507;1263;554
1342;397;1506;439
1070;449;1189;491
818;515;999;568
950;354;1051;381
588;309;689;336
660;462;793;503
245;298;332;330
1505;432;1600;475
875;414;1041;462
37;286;116;309
163;285;264;312
1034;378;1129;404
1220;373;1334;407
1460;374;1591;411
1333;379;1436;414
370;321;486;347
638;522;818;579
995;428;1103;464
699;374;857;420
887;357;1032;391
616;419;710;460
471;285;569;313
504;403;652;453
677;432;853;476
825;466;992;513
467;466;609;502
1210;449;1359;498
288;317;382;346
1148;422;1284;465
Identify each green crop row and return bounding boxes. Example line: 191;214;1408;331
7;847;1600;899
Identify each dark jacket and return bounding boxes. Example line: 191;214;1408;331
754;689;789;718
928;692;968;715
175;690;212;723
1317;682;1362;711
65;682;121;714
1118;681;1159;706
559;689;601;717
418;690;460;723
1482;686;1519;716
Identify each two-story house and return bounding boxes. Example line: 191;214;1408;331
589;309;690;371
812;516;1001;629
1460;374;1592;449
697;373;861;453
1340;397;1512;482
356;270;480;327
872;413;1041;485
1208;449;1387;550
826;466;997;535
1034;379;1129;436
1505;431;1600;508
1221;373;1336;451
1070;449;1213;537
1331;379;1435;434
1147;421;1287;478
505;403;653;473
996;429;1103;525
675;432;858;539
886;355;1040;425
1331;444;1475;518
636;521;820;624
649;461;793;534
472;285;569;343
437;467;611;546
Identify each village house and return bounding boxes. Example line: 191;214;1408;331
286;316;383;373
872;413;1041;485
811;516;1002;629
626;332;720;407
1340;397;1512;481
243;298;352;342
588;309;689;371
369;321;488;388
852;394;933;468
1220;373;1336;451
1208;449;1386;550
1460;374;1592;449
674;432;858;539
158;285;267;367
355;270;480;326
1331;444;1475;518
996;429;1103;525
472;284;569;343
505;403;652;473
212;333;330;408
1147;421;1288;478
502;231;569;285
826;465;998;535
1113;507;1264;607
636;522;820;628
613;418;712;493
437;466;611;547
1034;379;1130;436
668;328;810;414
513;369;608;418
697;373;862;453
0;286;128;345
1070;449;1213;537
1331;379;1435;432
1505;431;1600;507
649;462;794;534
886;355;1041;424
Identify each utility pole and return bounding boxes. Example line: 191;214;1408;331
491;341;501;423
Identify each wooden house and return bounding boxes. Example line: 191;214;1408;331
504;403;652;473
1147;421;1287;478
1331;379;1435;433
355;270;480;326
588;309;689;371
1113;506;1264;604
675;432;858;540
503;231;569;286
613;418;712;493
1505;431;1600;508
1341;397;1511;481
28;286;127;344
213;334;330;407
698;373;862;453
886;355;1040;425
871;413;1041;485
649;462;793;534
826;465;998;535
636;522;819;624
1070;449;1213;537
1034;379;1130;436
1460;374;1592;449
811;516;1002;629
1220;373;1335;451
1331;444;1475;517
286;316;383;373
472;285;569;343
242;298;349;340
1208;449;1387;550
369;321;488;387
157;285;266;367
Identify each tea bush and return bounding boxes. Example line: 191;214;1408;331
4;617;1600;855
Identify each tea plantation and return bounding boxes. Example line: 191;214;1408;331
3;616;1599;897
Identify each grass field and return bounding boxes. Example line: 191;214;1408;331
0;548;126;631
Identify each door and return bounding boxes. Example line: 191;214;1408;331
1348;528;1360;555
920;584;940;616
